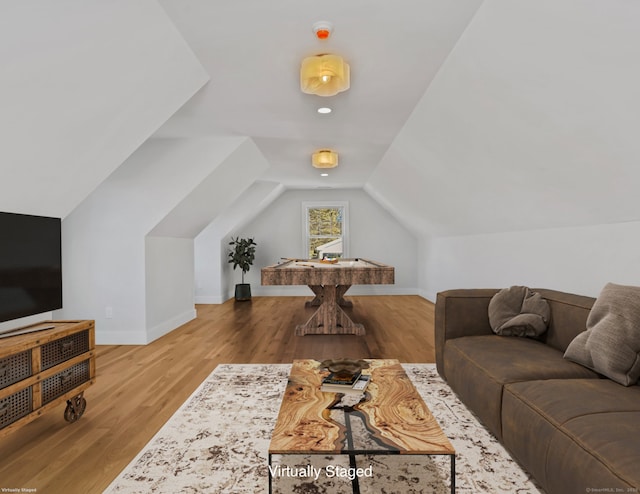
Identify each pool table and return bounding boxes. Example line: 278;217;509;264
261;258;395;335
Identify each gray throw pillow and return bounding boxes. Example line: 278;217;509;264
564;282;640;386
488;286;550;337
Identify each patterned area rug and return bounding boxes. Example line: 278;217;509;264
104;364;543;493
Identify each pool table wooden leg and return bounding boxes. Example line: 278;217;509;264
305;285;324;307
336;285;353;307
296;284;365;335
305;284;353;307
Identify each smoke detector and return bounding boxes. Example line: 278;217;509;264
313;21;333;40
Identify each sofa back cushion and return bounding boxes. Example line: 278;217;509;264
536;289;595;352
489;286;550;337
564;283;640;386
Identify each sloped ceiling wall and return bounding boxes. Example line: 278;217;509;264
149;139;271;238
368;0;640;238
5;0;639;338
59;136;257;343
194;180;286;303
0;1;209;217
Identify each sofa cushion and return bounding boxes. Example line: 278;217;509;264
443;335;598;439
535;289;595;353
545;412;640;494
489;286;550;337
505;378;640;425
564;282;640;386
502;379;640;493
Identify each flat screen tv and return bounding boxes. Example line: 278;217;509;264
0;212;63;323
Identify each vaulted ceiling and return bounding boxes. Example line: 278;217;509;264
154;0;483;191
0;1;208;217
2;0;639;239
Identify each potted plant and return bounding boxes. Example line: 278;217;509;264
228;236;257;301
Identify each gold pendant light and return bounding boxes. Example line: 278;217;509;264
312;149;338;168
300;54;350;97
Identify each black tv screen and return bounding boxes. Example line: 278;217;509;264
0;212;63;323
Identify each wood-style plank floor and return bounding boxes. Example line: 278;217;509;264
0;295;435;493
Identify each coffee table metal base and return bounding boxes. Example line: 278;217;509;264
268;452;455;494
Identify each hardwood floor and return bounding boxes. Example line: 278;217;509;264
0;295;435;493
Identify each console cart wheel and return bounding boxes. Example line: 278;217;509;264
64;393;87;423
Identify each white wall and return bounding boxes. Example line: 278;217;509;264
421;220;640;301
145;236;196;341
0;1;209;218
194;235;227;304
0;312;55;335
224;188;420;300
367;0;640;239
148;140;271;238
57;137;245;344
366;0;640;303
194;181;285;304
0;2;211;339
58;202;148;344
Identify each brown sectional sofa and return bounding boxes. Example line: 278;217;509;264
435;288;640;494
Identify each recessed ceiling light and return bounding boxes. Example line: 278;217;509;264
321;173;329;177
317;107;332;114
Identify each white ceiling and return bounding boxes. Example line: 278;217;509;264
3;0;639;239
0;1;208;218
369;0;640;236
155;0;483;188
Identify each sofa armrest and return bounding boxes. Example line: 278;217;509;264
435;288;499;378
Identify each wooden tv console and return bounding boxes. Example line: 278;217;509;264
0;320;95;438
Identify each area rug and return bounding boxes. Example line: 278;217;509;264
104;364;543;493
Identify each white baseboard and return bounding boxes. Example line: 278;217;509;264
95;329;148;346
419;289;437;303
146;309;197;344
94;309;196;345
195;295;226;304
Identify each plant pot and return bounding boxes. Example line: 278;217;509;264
235;283;252;301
